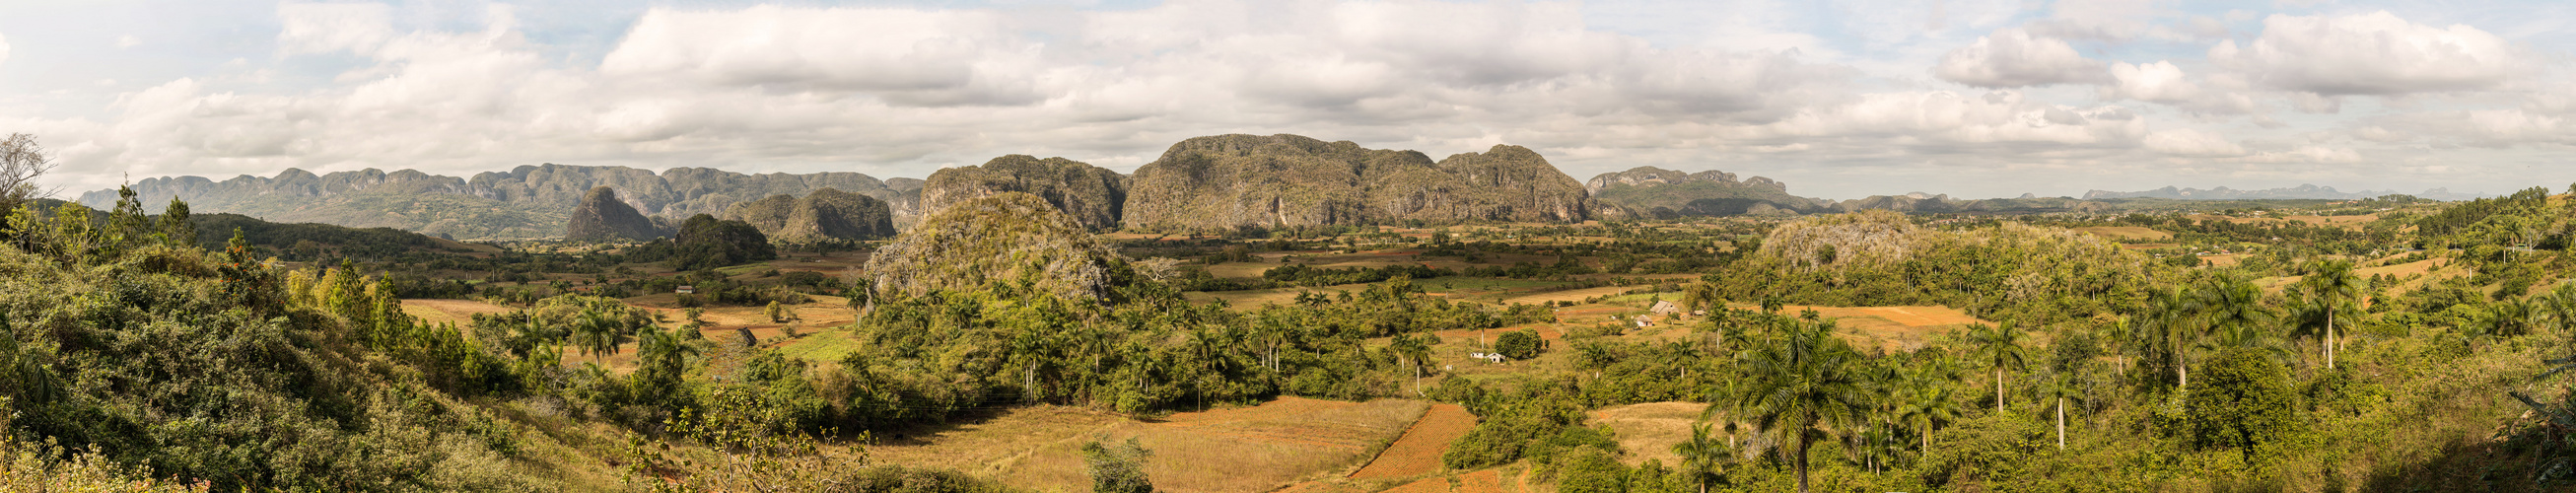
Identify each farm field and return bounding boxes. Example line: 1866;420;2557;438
1588;401;1714;467
869;397;1430;493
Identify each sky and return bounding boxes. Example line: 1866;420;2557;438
2;0;2573;200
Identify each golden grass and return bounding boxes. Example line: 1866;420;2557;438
1764;305;1987;352
400;298;515;326
870;397;1429;493
1587;401;1711;467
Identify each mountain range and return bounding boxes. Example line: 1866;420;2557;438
84;134;2483;241
2081;184;2488;201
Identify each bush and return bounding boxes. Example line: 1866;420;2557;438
1081;439;1154;493
1497;329;1544;360
2187;348;2301;463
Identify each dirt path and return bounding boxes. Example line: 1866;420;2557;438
1349;403;1478;479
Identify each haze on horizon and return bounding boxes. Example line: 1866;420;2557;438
2;0;2572;201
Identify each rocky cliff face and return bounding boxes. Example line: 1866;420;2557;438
1120;134;1591;231
922;155;1128;230
1584;166;1825;218
565;186;662;242
719;188;898;243
82;164;923;241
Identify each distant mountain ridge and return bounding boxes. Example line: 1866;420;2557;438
1584;166;1833;217
79;164;925;241
2082;184;2487;201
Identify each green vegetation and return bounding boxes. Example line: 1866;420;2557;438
17;131;2576;492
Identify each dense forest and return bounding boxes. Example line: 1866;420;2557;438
6;163;2576;492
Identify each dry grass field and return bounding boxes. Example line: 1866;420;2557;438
400;298;516;326
1587;401;1711;467
870;397;1430;493
1349;403;1478;479
1767;305;1987;352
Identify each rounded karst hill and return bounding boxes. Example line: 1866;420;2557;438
1121;134;1595;232
864;191;1132;303
718;188;897;243
563;186;661;242
922;155;1128;230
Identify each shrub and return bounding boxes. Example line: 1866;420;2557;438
2187;348;2301;463
1497;329;1544;360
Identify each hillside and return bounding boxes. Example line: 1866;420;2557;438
864;191;1131;302
1585;166;1832;217
922;155;1129;230
718;188;898;243
1122;134;1590;231
564;186;662;242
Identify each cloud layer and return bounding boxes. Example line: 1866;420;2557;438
1;0;2571;199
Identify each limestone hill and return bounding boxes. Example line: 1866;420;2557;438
1121;134;1590;231
565;186;662;242
922;155;1127;230
864;191;1132;303
718;188;897;243
1585;166;1830;218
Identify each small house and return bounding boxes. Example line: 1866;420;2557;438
1468;352;1506;364
676;286;697;294
1635;317;1654;328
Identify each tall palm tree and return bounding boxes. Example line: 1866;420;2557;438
1899;382;1960;456
1731;320;1868;493
2295;259;2365;369
572;309;620;366
1967;322;2029;413
2132;287;2202;389
2037;372;2082;450
1671;422;1731;493
2196;272;2276;352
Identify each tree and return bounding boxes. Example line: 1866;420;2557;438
2196;272;2277;354
1671;422;1730;493
765;301;787;323
1899;381;1960;457
1730;320;1866;493
2131;287;2204;390
2188;348;2299;462
573;309;621;366
1681;283;1723;315
159;198;194;246
2294;258;2365;369
1496;329;1542;360
1389;333;1432;394
1081;438;1154;493
1967;322;2030;413
0;133;56;214
2037;372;2081;450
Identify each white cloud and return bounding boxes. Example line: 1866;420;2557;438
115;35;140;48
0;32;11;67
19;0;2561;200
2028;0;2174;41
276;2;395;55
2142;127;2246;156
1934;28;2109;88
2209;11;2525;96
2231;145;2361;164
2104;60;2200;103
